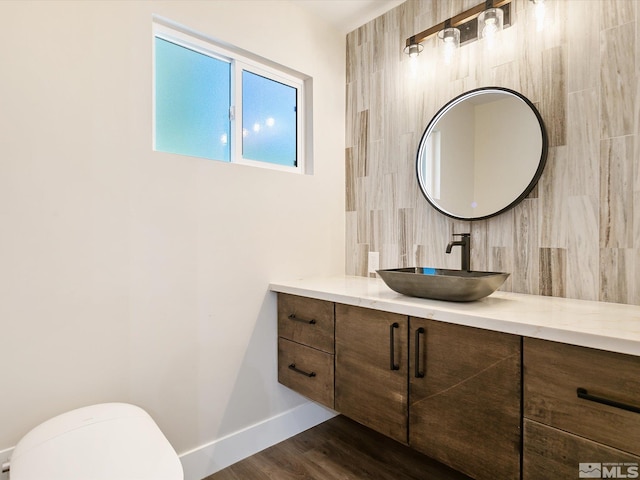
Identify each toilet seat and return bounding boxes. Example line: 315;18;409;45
10;403;183;480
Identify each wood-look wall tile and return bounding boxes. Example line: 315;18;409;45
600;136;634;248
566;195;600;301
635;191;640;249
372;22;388;74
413;243;427;268
369;209;383;252
355;177;369;244
470;221;488;272
541;45;567;147
488;23;518;69
346;36;356;85
419;207;458;268
369;72;384;143
539;146;569;248
355;44;372;113
492;59;519;93
356;110;369;177
567;0;600;92
631;249;640;304
345;82;356;147
636;77;640;193
516;2;543;103
491;246;514;292
538;0;567;51
397;133;421;209
487;209;515;248
513;199;539;295
355;243;370;278
567;89;599;196
600;21;635;139
345;147;356;212
381;243;399;272
600;0;636;30
345;0;639;305
539;247;566;297
345;212;358;275
600;248;631;303
398;207;414;267
381;204;398;247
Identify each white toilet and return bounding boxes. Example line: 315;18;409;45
9;403;184;480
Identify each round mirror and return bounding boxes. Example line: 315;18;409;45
416;87;547;220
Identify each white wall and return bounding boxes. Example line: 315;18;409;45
0;0;344;467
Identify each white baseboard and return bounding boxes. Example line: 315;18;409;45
0;447;13;480
179;402;336;480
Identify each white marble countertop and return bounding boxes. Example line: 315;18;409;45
270;275;640;357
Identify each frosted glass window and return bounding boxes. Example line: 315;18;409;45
154;37;230;161
153;21;307;173
242;71;297;167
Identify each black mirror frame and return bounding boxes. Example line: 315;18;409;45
416;86;548;221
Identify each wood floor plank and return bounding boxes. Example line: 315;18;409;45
204;416;472;480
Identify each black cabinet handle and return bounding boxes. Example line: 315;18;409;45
414;327;425;378
389;322;400;371
577;387;640;414
288;313;316;325
288;363;316;378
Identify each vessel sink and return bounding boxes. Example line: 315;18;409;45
377;267;510;302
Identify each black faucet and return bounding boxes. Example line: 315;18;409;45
446;233;471;272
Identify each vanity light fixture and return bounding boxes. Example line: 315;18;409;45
478;2;504;39
403;36;424;57
403;0;511;57
438;20;460;64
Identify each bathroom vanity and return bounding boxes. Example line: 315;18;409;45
271;276;640;480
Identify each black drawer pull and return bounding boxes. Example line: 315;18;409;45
577;387;640;414
288;363;316;378
288;313;316;325
390;322;400;371
414;327;425;378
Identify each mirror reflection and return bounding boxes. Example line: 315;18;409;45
417;87;547;220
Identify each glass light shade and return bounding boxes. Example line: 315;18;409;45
438;27;460;64
478;7;504;39
404;42;424;57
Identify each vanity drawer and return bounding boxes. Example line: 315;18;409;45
523;419;640;480
278;293;334;353
524;338;640;455
278;337;334;409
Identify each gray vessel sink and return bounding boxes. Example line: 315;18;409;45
377;267;510;302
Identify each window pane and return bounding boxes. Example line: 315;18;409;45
155;37;230;161
242;71;297;167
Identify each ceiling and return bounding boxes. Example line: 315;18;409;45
294;0;405;34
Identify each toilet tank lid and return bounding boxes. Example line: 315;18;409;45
11;403;183;480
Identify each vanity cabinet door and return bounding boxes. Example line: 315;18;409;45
335;304;408;444
409;318;521;480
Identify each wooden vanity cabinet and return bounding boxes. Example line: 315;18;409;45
334;304;409;444
277;293;335;409
523;338;640;478
409;318;522;480
333;306;521;479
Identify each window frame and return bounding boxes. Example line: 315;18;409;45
153;20;306;174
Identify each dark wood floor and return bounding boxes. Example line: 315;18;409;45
204;415;472;480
